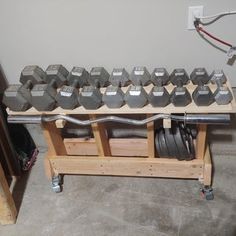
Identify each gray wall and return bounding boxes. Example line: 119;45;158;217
0;0;236;85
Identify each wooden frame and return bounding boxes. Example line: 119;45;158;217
7;80;236;189
38;114;212;186
0;162;17;225
0;107;18;225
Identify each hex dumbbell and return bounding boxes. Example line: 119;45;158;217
124;85;148;108
130;66;151;86
79;67;109;109
170;69;192;107
102;86;125;108
190;68;214;106
102;68;128;108
31;64;69;111
210;69;233;105
88;67;110;87
109;68;130;86
3;65;45;111
56;67;89;109
79;86;102;109
148;68;170;107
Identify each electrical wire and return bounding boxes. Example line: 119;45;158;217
195;24;233;48
194;19;234;50
195;10;236;26
195;10;236;20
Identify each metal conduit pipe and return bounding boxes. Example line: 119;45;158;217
8;114;231;126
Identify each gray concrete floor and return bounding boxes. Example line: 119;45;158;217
0;117;236;236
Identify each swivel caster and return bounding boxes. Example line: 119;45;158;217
51;175;63;193
201;186;214;200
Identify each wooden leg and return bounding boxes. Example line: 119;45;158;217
42;122;67;179
203;146;212;186
89;115;111;157
147;114;155;158
0;163;17;225
196;124;207;159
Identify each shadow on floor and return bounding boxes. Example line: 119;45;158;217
12;171;31;212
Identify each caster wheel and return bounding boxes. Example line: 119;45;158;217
52;184;62;193
51;175;63;193
201;186;214;200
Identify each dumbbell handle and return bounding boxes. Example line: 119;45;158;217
156;78;164;87
175;78;184;87
48;79;58;88
196;80;205;87
22;80;33;90
70;79;80;88
215;79;224;88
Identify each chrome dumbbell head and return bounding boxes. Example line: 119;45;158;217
210;70;233;105
109;68;130;87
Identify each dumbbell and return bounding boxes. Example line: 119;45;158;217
148;68;170;107
88;67;110;87
170;69;192;107
3;65;45;111
79;86;102;110
31;64;69;111
130;66;151;86
56;67;89;109
109;68;130;86
124;85;148;108
190;68;214;106
102;68;129;108
78;67;109;109
210;69;233;105
102;86;125;108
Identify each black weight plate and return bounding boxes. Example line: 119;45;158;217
179;124;195;159
172;125;189;160
164;129;179;158
179;125;192;160
179;125;190;153
155;131;163;158
185;132;195;160
159;128;169;157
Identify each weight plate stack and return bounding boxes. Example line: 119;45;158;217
155;123;197;160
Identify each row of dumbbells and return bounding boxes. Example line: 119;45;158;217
3;65;233;111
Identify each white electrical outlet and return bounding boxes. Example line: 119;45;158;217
188;6;204;30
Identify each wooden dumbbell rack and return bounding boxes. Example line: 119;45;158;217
7;81;236;195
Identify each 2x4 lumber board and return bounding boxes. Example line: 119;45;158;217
42;122;66;178
203;146;212;186
7;81;236;115
0;163;17;225
147;114;155;158
196;124;207;159
49;156;204;179
42;122;67;156
55;119;66;128
64;138;148;156
110;138;148;157
64;138;98;156
89;115;111;156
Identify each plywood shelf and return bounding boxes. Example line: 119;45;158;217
7;81;236;115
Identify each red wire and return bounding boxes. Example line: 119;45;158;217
196;26;232;48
